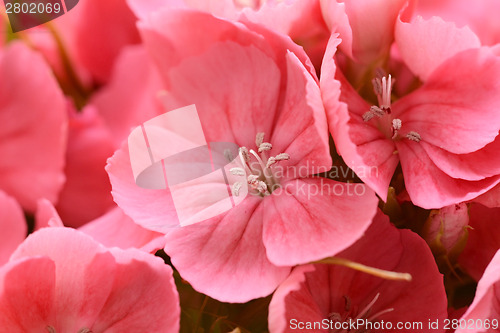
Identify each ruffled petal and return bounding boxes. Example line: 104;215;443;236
395;14;480;81
263;178;377;266
164;196;290;303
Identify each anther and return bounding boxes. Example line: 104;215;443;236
78;329;92;333
232;182;242;196
406;131;421;142
224;149;234;162
230;167;245;176
258;142;272;152
391;118;402;139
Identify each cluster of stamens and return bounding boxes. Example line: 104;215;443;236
230;133;290;197
329;293;394;333
362;74;421;143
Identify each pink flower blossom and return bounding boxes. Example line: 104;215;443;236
0;227;180;332
456;249;500;333
321;11;500;209
107;9;379;302
268;211;448;333
0;42;67;212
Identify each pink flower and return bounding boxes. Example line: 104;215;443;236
268;211;448;333
0;227;180;332
456;249;500;333
0;42;67;212
107;10;379;302
321;11;500;209
0;191;26;266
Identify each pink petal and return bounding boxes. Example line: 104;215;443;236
456;250;500;333
0;257;56;331
321;36;399;201
415;0;500;46
263;178;378;266
474;183;500;208
164;196;290;303
395;47;500;155
270;51;331;177
9;228;114;331
71;0;141;82
459;204;500;281
397;141;500;209
0;191;26;265
151;38;282;147
91;46;163;145
107;142;179;233
91;248;180;333
269;211;448;333
55;106;116;227
341;0;408;63
395;14;480;81
0;42;67;211
421;137;500;181
79;207;166;252
35;198;64;230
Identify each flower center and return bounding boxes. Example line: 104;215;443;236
230;132;289;197
328;293;394;333
362;74;421;143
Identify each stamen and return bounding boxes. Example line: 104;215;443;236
258;142;272;152
329;312;343;321
363;106;386;122
230;167;245;176
78;329;92;333
46;327;56;333
365;307;395;322
381;75;392;108
232;182;242;196
355;293;381;320
255;132;265;147
275;153;290;161
406;131;421;142
391;118;402;139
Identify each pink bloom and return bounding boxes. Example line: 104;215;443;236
456;249;500;333
268;211;448;333
0;191;26;266
0;42;67;212
0;227;180;332
459;203;500;282
107;10;378;302
321;12;500;209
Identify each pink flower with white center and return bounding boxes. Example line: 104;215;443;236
321;9;500;209
456;249;500;333
0;227;180;332
0;42;67;212
268;211;448;333
107;9;379;302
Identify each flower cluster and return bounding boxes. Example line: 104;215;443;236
1;0;500;332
